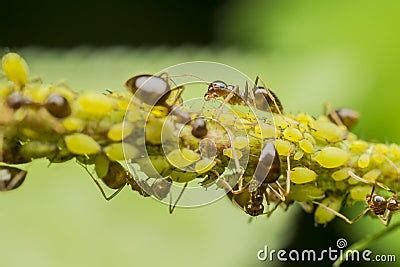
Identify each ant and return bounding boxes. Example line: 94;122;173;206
222;141;290;217
205;76;284;116
325;103;360;130
125;73;208;139
313;170;399;226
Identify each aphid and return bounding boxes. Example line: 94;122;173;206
313;171;399;225
45;93;71;118
327;108;360;129
125;74;207;139
0;166;27;191
204;76;283;114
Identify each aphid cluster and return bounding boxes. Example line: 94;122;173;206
2;52;400;226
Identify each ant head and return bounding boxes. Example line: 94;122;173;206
368;194;387;215
371;194;386;205
208;80;228;91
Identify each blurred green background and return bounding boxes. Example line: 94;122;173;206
1;1;400;266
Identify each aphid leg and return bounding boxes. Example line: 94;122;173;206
348;170;395;193
169;182;188;214
286;155;292;195
79;162;124;201
312;200;370;224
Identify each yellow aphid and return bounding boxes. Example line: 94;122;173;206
223;148;243;160
296;112;314;125
312;121;344;142
299;139;314;153
107;122;134;141
371;153;385;164
136;156;170;177
273;115;289;129
358;153;370;169
363;169;381;182
232;136;248;150
347;132;358;141
235;119;252;130
145;118;174;145
283;127;303;142
275;139;293;156
65;133;101;155
254;123;278;139
24;85;50;103
314;147;349;168
94;153;110;178
169;170;197;183
288;184;324;202
314;196;343;224
126;109;143;122
347;176;359;185
151;106;169;117
374;144;388;155
218;113;235;125
294;150;304;160
167;148;200;169
389;144;400;159
1;53;29;86
63;117;85;132
350;186;372;201
291;167;317;184
78;92;114;117
104;143;138;161
349;140;369;154
303;132;316;144
331;168;352;181
194;159;216;174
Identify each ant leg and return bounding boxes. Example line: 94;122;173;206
79;162;124;201
264;189;270;206
267;184;285;202
312;201;370;224
348;170;394;193
215;90;235;119
169;182;188;214
256;77;284;116
325;102;344;126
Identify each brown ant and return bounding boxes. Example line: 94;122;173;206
313;170;399;225
205;76;284;115
223;141;289;217
125;73;208;139
325;104;360;130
